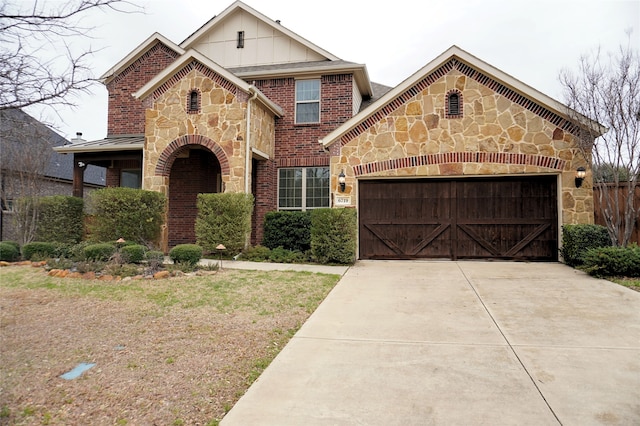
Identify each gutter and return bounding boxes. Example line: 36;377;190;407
245;86;259;193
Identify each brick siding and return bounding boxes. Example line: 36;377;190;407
106;42;179;135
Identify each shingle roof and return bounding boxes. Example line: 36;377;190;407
54;135;144;154
0;109;105;186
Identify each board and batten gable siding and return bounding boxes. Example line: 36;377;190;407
186;9;327;68
332;65;593;226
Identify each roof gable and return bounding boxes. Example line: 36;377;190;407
180;1;339;68
321;46;603;148
133;49;283;117
100;33;184;84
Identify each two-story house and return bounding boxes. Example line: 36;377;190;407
55;1;598;260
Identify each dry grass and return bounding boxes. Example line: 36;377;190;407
0;265;340;425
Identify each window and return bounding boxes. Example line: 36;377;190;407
295;80;320;124
278;167;329;210
121;169;141;188
446;90;463;118
188;90;200;113
237;31;245;48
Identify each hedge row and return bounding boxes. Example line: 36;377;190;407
261;208;357;265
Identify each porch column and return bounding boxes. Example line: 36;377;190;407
73;158;87;198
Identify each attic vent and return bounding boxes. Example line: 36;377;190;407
237;31;244;48
188;89;200;113
445;90;463;118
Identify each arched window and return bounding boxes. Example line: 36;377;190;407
187;90;200;113
446;90;463;118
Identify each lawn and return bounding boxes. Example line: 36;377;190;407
0;265;341;425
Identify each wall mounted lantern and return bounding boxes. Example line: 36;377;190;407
575;167;586;188
338;170;346;192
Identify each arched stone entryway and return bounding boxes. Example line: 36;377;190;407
167;146;221;247
154;135;230;249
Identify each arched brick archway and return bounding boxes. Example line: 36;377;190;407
157;135;229;248
155;134;230;177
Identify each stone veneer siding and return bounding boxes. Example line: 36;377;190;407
140;63;276;250
331;61;593;225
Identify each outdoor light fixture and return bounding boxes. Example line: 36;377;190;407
575;167;586;188
338;170;346;192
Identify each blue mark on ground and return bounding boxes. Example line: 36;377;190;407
60;363;96;380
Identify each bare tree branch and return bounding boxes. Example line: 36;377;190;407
560;34;640;246
0;0;142;112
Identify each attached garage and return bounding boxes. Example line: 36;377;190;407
359;176;558;261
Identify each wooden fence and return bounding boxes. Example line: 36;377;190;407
593;183;640;245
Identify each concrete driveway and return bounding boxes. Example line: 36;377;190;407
221;261;640;425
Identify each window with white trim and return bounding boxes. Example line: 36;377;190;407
278;167;329;210
295;79;320;124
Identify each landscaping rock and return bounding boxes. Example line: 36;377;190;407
153;270;171;279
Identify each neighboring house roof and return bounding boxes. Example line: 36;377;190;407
320;45;605;148
180;1;340;62
0;108;105;186
132;49;284;117
54;135;145;154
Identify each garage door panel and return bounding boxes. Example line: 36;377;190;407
361;223;451;259
359;177;558;261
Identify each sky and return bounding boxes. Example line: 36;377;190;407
25;0;640;142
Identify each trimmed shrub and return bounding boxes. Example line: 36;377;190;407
0;242;20;261
87;188;166;245
241;245;271;262
310;208;357;265
195;193;253;254
68;241;94;261
2;241;20;252
262;211;311;252
22;241;56;260
145;250;165;263
35;196;84;244
582;245;640;277
169;244;202;266
83;243;116;262
560;224;611;267
120;244;146;264
268;246;306;263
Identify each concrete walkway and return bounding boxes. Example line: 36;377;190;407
221;260;640;425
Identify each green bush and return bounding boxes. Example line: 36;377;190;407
268;246;306;263
241;245;271;262
120;244;146;263
169;244;202;266
87;188;166;245
68;241;93;261
35;196;84;244
145;250;165;263
310;208;357;265
22;242;56;260
0;242;20;262
582;245;640;277
262;211;311;252
560;224;611;267
83;243;116;262
195;193;253;254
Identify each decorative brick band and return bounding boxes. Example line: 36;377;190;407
339;58;574;147
154;134;230;177
150;60;241;103
109;42;180;86
352;152;566;176
277;155;329;168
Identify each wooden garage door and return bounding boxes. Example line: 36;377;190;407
359;176;558;260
